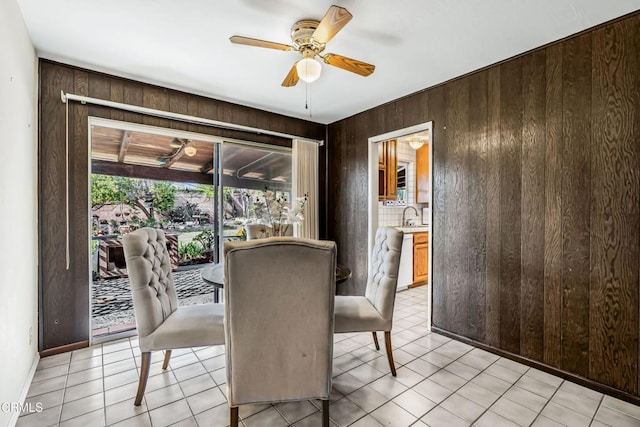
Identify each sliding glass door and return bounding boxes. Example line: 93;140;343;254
218;141;292;247
89;118;221;339
88;120;294;340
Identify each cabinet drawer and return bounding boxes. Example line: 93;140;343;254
413;232;429;244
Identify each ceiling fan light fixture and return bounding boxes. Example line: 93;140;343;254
184;146;197;157
296;57;321;83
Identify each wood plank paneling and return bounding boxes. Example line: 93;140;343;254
109;80;124;121
467;71;488;342
87;73;110;119
499;58;523;354
444;79;470;335
326;10;640;404
169;92;189;131
123;81;143;124
520;50;546;361
39;62;74;350
485;66;501;348
589;16;640;394
70;70;90;343
561;33;592;378
429;86;447;329
142;86;170;128
543;43;564;369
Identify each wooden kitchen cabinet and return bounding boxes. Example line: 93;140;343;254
413;232;429;284
378;139;397;201
416;144;429;203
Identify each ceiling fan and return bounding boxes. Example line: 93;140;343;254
157;138;196;167
230;5;375;87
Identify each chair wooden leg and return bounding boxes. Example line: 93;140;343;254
230;406;239;427
322;399;329;427
134;352;151;406
162;350;172;370
372;331;380;350
384;331;397;377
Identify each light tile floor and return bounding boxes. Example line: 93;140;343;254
17;287;640;426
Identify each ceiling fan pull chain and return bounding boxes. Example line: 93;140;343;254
305;80;313;119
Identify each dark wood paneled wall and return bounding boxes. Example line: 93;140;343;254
327;13;640;399
38;60;325;351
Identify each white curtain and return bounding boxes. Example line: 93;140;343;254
292;138;319;239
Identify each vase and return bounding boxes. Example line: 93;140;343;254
272;222;293;237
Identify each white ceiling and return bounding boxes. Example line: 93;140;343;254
16;0;640;124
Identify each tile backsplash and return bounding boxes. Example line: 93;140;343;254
378;140;428;227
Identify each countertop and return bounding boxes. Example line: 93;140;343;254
395;226;429;233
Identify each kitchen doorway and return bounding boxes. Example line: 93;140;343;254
368;122;433;329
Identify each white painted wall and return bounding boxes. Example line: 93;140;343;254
0;0;39;425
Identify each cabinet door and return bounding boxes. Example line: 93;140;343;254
378;142;386;168
378;168;386;200
413;232;428;284
416;144;429;203
386;139;397;199
378;139;397;201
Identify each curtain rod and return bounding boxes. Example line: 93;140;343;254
60;91;324;146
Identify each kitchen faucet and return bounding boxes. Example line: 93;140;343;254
402;206;419;227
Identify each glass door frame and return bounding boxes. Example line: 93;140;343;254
87;117;223;344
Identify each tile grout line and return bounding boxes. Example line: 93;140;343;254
428;352;531;425
338;332;451;426
527;378;565;426
385;337;482;424
589;393;607;427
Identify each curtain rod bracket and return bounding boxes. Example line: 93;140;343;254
60;90;67;103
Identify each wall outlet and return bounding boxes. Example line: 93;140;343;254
29;326;33;346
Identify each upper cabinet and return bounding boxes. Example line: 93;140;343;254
378;139;397;201
416;144;429;204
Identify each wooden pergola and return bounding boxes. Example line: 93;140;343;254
91;125;291;191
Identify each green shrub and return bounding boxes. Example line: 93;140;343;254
178;241;203;263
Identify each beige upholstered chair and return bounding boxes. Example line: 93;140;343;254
224;237;336;427
334;227;403;376
123;228;225;406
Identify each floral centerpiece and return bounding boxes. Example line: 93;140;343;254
245;188;308;236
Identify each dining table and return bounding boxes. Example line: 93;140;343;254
200;262;352;303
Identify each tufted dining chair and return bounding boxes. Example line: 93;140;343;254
334;227;403;375
224;237;336;427
123;228;225;406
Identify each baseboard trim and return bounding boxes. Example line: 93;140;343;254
432;326;640;406
9;352;40;427
39;340;88;358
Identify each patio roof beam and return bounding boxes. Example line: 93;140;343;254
92;159;213;185
117;131;132;163
200;159;214;174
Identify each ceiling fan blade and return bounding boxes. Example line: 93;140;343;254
281;63;299;87
312;5;353;44
323;53;375;76
229;35;295;51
